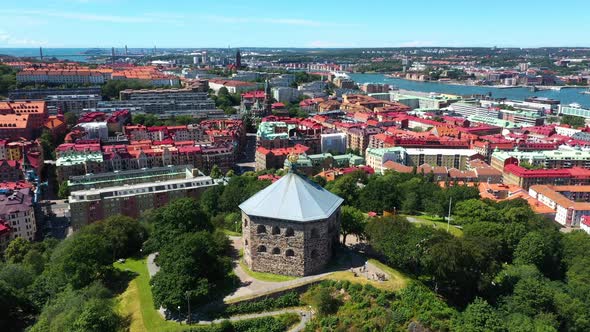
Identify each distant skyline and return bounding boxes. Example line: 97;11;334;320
1;0;589;48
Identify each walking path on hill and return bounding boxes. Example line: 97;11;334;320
194;308;312;332
224;236;389;301
145;236;392;329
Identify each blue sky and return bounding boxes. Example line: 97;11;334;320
0;0;589;48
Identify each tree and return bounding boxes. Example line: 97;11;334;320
219;176;271;213
30;283;122;332
453;199;496;224
49;232;112;289
82;215;147;260
73;298;123;332
210;164;222;179
366;217;450;273
39;129;56;160
513;230;563;278
502;277;555;317
325;171;366;206
225;169;235;178
358;174;401;212
340;205;365;244
0;64;16;96
58;181;70;199
560;114;586;128
455;298;506;332
5;237;32;264
101;79;154;99
63;112;78;128
151;231;232;310
422;236;501;304
144;198;213;252
308;287;341;316
312;175;327;187
200;185;225;217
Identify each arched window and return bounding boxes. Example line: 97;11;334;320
272;247;281;255
257;225;267;234
244;239;248;246
271;226;280;235
310;249;319;259
285;249;294;257
243;219;248;227
257;245;266;253
285;227;295;237
311;228;320;238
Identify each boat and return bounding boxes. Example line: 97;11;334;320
581;88;590;95
330;71;350;79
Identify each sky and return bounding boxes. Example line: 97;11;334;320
0;0;589;48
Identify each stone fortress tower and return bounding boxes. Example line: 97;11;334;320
239;155;343;276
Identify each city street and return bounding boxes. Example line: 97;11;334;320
38;199;71;239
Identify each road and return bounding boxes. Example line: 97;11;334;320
38;199;71;239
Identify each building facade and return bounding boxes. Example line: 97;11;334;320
68;167;216;230
240;171;343;276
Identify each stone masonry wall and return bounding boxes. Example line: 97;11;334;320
242;207;341;277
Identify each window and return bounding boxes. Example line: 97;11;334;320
257;245;266;253
310;249;319;259
244;239;248;246
272;247;280;255
244;219;248;227
256;225;266;234
311;228;320;238
285;249;294;257
285;227;295;237
271;226;280;235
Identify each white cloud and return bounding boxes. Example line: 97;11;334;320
0;9;177;24
0;30;47;46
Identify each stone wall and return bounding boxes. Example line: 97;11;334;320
242;207;340;277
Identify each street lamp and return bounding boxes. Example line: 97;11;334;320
308;305;313;321
185;291;191;325
177;306;181;324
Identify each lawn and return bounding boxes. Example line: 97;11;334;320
326;268;408;291
222;229;241;237
239;260;298;282
115;257;301;332
403;214;463;237
114;258;185;332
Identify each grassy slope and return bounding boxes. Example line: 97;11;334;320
114;258;186;332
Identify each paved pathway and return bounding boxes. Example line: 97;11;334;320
224;236;389;301
146;236;390;330
195;308;311;332
147;253;159;277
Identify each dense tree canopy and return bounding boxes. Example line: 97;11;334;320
143;198;212;252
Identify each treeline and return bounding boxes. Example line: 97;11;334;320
325;170;479;216
316;170;590;331
211;87;241;115
131;113;196;126
199;174;271;232
142;198;237;313
365;201;590;330
0;64;17;96
0;216;146;332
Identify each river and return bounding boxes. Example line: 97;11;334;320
349;73;590;108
